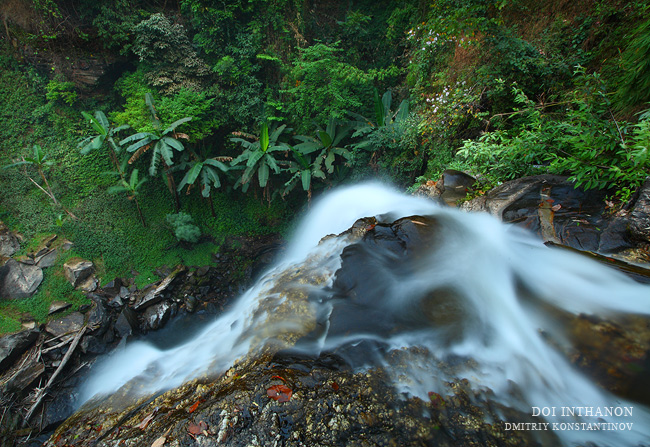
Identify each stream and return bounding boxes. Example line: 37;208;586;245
79;183;650;447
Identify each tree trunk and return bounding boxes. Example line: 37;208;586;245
134;197;147;227
208;195;216;217
163;164;180;213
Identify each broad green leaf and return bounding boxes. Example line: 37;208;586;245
204;159;229;172
95;111;110;130
124;136;155;153
162;136;185;152
121;132;155;146
265;153;280;173
260;122;270;152
318;130;333;147
164;117;193;134
157;140;175;167
301;169;311;191
258;162;270;187
247;150;264;168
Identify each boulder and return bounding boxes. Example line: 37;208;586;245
0;259;43;299
35;248;58;268
0;329;39;372
142;301;177;331
629;176;650;243
114;307;138;338
414;169;476;206
63;258;94;288
460;175;634;254
45;312;85;340
0;222;20;257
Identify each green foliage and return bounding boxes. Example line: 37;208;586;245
166;212;201;243
133;13;211;94
177;157;229;198
615;13;650;111
120;93;192;176
230;122;290;192
92;0;148;54
457;71;650;199
45;77;77;106
284;42;375;131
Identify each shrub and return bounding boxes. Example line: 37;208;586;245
166;212;201;243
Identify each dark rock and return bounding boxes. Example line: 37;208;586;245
184;295;198;313
0;329;39;372
42;389;78;431
87;302;109;335
35;248;57;268
630;176;650;243
143;301;177;331
102;278;123;296
0;259;43;299
0;222;20;257
461;175;635;254
48;301;72;315
62;258;94;288
80;335;106;355
196;265;210;277
45;312;84;340
115;307;138;338
78;303;92;313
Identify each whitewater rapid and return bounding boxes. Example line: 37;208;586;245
80;182;650;446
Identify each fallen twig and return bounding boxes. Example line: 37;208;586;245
23;326;86;425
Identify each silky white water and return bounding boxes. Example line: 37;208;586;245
80;183;650;446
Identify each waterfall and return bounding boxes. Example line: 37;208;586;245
80;182;650;446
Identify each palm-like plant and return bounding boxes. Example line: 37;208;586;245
177;155;231;216
108;168;148;227
230;121;290;198
282;145;326;202
4;144;57;204
293;117;351;175
120;93;192;212
78;111;129;175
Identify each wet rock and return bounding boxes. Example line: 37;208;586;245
115;307;138;338
0;329;39;372
45;312;85;340
0;259;43;299
461;175;634;254
133;265;186;310
48;301;72;315
63;258;94;288
80;335;106;355
143;301;177;331
184;295;198;313
0;222;20;257
43;389;78;431
630;176;650;243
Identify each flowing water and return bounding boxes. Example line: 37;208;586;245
80;183;650;446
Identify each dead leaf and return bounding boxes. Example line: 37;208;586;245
551;204;562;211
267;384;292;402
137;411;156;430
151;435;166;447
188;420;208;436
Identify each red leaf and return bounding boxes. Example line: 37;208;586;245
331;381;339;391
267;384;292;402
428;391;445;409
271;375;286;382
188;399;203;413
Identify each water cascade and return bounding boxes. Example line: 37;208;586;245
80;183;650;446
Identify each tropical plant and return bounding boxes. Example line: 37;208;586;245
3;144;58;205
78;110;129;175
107;168;148;226
177;154;231;216
293;117;352;176
230;121;290;201
120;93;192;211
282;146;325;202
